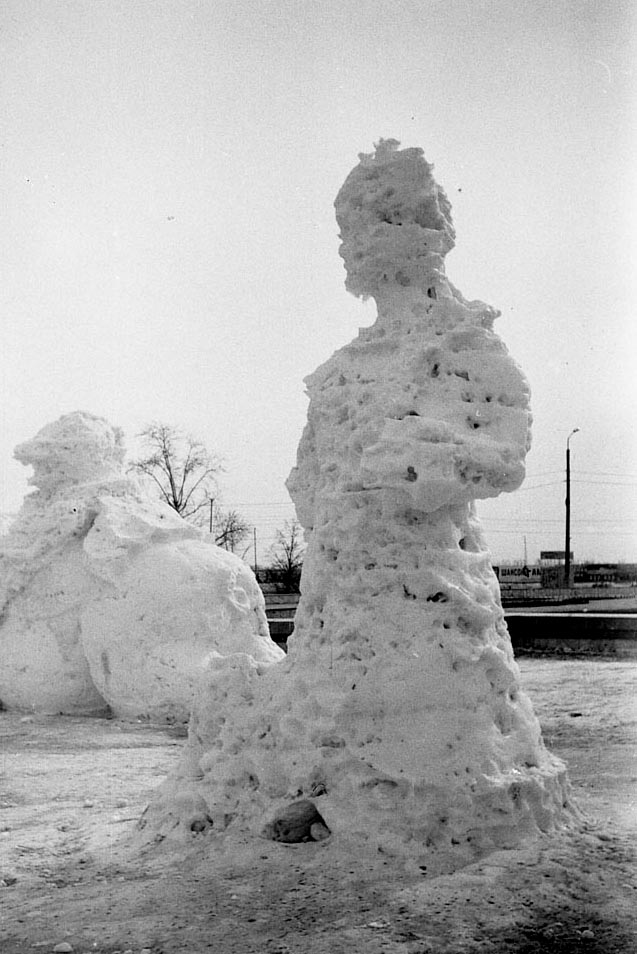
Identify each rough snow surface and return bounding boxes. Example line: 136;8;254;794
144;141;571;868
0;411;282;720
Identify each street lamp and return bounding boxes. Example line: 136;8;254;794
564;428;579;587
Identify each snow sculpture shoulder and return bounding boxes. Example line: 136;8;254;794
0;411;282;719
143;142;571;869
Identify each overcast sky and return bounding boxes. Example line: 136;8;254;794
1;0;635;564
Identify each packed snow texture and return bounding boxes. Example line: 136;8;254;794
142;141;572;867
0;412;282;721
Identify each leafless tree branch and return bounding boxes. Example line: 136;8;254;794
128;421;225;522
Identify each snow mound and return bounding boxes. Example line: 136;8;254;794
141;142;572;869
0;411;282;720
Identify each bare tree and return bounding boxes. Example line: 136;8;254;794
266;519;306;592
214;507;251;553
128;422;222;522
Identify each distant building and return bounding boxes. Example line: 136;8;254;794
495;561;637;590
493;564;542;584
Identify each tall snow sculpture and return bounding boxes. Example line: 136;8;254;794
0;411;282;719
143;142;571;865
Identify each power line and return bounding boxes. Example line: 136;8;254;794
524;470;563;478
485;529;637;537
572;480;637;488
223;471;637;508
577;470;637;479
485;519;637;528
226;501;293;508
519;479;637;491
524;469;637;480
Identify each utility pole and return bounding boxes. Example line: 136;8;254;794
564;429;579;587
209;498;214;535
253;527;258;580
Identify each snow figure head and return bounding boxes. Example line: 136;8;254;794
15;411;125;494
335;139;455;300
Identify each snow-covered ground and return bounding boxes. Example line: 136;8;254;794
1;656;635;953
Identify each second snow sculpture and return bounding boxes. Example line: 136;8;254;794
0;411;282;720
144;141;571;866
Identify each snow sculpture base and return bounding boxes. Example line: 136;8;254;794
0;412;282;720
141;142;573;867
